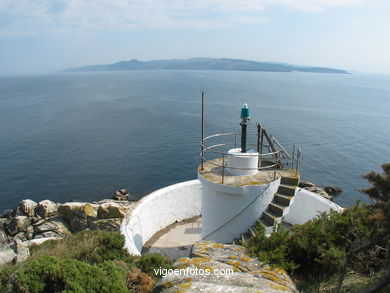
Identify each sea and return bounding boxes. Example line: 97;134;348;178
0;70;389;212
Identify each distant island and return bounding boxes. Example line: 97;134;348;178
64;57;349;74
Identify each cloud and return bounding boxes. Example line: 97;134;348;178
0;0;363;36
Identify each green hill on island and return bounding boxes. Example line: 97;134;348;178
64;57;349;74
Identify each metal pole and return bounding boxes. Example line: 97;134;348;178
241;123;247;153
222;154;225;184
256;122;261;168
201;89;205;170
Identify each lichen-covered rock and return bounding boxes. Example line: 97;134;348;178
154;241;297;293
88;218;122;231
19;199;38;217
97;202;130;219
37;200;58;218
58;202;98;221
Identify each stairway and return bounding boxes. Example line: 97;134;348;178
232;175;299;245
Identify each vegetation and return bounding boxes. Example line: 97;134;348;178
0;231;172;293
245;163;390;292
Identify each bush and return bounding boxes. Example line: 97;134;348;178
30;230;135;267
245;224;298;272
136;253;172;280
15;255;128;293
246;204;388;276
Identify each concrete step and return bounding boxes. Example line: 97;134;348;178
249;226;257;237
258;218;274;235
277;184;297;196
273;193;293;206
241;232;251;244
280;176;299;186
232;238;241;245
268;202;285;217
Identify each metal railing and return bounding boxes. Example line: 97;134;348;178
200;126;301;184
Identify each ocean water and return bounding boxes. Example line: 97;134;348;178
0;70;389;211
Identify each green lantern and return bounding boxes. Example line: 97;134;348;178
240;103;250;153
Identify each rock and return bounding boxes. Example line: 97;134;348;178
58;202;98;221
0;230;10;249
0;244;17;267
298;181;316;188
13;239;30;263
154;241;298;293
97;202;130;219
112;192;128;201
5;216;31;236
10;207;24;217
19;199;38;217
70;218;88;232
88;218;122;231
34;218;71;237
37;200;58;218
324;186;342;196
0;218;6;230
33;231;62;239
304;186;333;201
25;225;34;240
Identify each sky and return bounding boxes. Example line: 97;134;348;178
0;0;389;75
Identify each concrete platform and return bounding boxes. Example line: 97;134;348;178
199;158;298;186
142;216;202;261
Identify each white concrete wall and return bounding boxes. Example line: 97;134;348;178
199;175;280;243
284;188;343;225
121;179;202;256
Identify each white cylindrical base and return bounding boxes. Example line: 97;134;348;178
198;175;280;243
226;148;259;176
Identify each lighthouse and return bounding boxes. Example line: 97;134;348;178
198;103;300;243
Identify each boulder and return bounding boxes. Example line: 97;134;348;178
33;231;63;239
13;239;30;263
5;216;31;236
58;202;98;221
19;199;38;217
88;218;122;231
0;230;10;249
70;218;88;232
34;218;71;237
154;241;298;293
304;186;332;201
97;202;129;219
112;189;130;201
298;181;316;188
0;244;17;267
37;200;58;218
0;218;6;230
324;186;342;196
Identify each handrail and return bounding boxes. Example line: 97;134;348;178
200;131;301;183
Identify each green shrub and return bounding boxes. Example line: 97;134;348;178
136;253;172;279
246;204;388;276
245;224;298;272
16;255;128;293
30;231;135;267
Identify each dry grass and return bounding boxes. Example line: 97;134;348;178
298;270;383;293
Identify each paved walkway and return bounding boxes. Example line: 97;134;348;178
142;216;202;261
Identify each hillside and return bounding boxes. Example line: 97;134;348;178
64;58;349;74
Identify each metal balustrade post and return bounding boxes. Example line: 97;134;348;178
222;154;225;184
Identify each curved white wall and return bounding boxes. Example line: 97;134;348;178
284;188;343;225
199;175;280;243
121;179;343;256
120;180;202;256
